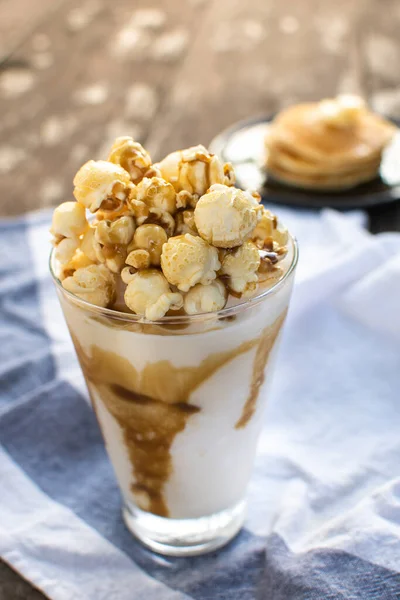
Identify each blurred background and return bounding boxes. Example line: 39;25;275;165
1;0;400;217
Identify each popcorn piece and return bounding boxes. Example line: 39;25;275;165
319;95;366;128
61;249;95;280
146;207;175;237
127;196;149;225
95;216;135;246
108;136;152;184
184;279;227;315
62;264;116;307
258;256;282;284
80;226;98;262
154;145;235;197
194;184;261;248
220;241;261;294
130;224;168;266
54;237;79;264
133;177;177;214
174;209;198;236
161;233;220;292
73;160;131;213
176;190;198;210
96;202;132;222
124;269;183;320
51;201;87;240
252;208;288;249
121;265;137;284
99;244;128;274
126;248;151;270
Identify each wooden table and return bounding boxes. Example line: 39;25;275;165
1;0;400;596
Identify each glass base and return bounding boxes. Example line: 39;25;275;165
123;499;246;557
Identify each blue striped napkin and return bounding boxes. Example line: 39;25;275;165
1;207;400;600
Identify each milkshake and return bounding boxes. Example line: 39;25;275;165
50;139;298;555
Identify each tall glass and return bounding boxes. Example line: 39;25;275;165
50;236;298;556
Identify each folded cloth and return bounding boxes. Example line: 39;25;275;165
1;207;400;600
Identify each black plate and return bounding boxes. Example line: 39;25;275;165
209;116;400;210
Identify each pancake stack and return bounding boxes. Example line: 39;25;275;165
265;95;396;191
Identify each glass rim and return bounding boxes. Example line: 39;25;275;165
49;235;298;324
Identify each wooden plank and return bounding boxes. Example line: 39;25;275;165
0;0;60;60
147;0;364;158
0;0;209;216
0;562;45;600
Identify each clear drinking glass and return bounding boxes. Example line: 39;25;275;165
50;236;298;556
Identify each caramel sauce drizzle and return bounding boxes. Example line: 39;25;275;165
235;310;287;429
70;311;286;517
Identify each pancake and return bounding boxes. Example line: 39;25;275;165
266;136;382;177
267;158;380;191
265;96;396;191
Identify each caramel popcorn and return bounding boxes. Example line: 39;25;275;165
79;226;98;262
127;197;149;225
176;190;197;210
161;233;220;292
194;184;261;248
146;207;175;237
133;177;177;214
126;248;151;270
51;201;88;240
155;145;235;197
220;241;261;294
52;137;292;319
61;249;95;279
252;208;288;249
184;279;227;315
73;160;131;213
174;209;198;236
130;224;168;266
62;264;116;307
108;136;152;184
54;237;79;264
124;269;183;320
121;265;137;284
95;216;135;246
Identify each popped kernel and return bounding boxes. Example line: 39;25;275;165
73;160;131;213
133;177;177;214
61;249;95;279
126;248;151;270
161;233;220;292
220;241;261;294
95;216;135;246
184;279;227;315
62;264;116;307
54;237;79;264
127;196;149;225
121;265;137;284
194;184;261;248
50;201;87;239
80;226;98;262
124;269;183;320
252;208;289;248
108;136;152;184
174;209;198;236
131;224;168;266
146;207;175;237
176;190;198;210
154;145;235;197
95;241;128;274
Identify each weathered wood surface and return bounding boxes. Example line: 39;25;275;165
1;0;400;596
